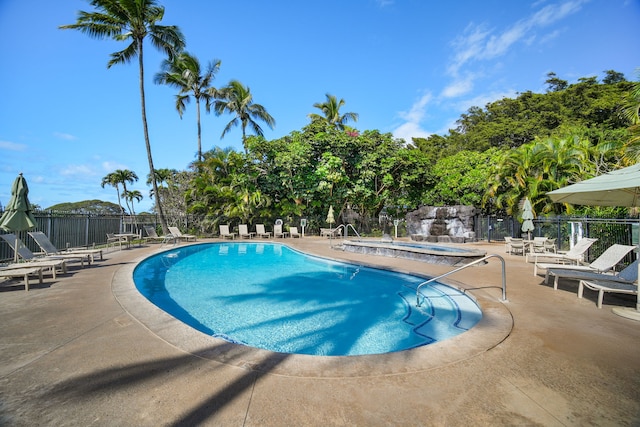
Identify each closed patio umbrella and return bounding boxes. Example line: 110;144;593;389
547;163;640;321
0;173;38;263
521;198;535;240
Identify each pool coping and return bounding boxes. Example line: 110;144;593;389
112;242;514;378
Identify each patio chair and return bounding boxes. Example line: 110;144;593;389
142;226;175;245
529;237;547;254
545;259;638;290
529;237;598;275
509;238;525;256
28;231;103;263
256;224;271;238
543;238;557;253
168;226;196;242
289;227;301;238
219;225;236;240
504;236;512;253
274;224;288;238
538;244;636;279
238;224;255;239
320;228;342;238
1;233;83;269
578;278;638;309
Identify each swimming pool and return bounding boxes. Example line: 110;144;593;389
133;242;482;356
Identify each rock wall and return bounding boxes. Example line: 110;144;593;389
405;205;476;242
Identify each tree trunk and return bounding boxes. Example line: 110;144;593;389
196;99;202;162
138;40;169;234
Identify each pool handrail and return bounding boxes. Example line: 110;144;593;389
415;254;507;307
330;224;361;241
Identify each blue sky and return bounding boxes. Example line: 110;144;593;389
0;0;638;213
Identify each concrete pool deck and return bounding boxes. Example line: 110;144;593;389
1;238;639;425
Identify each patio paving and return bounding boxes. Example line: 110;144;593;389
0;238;638;426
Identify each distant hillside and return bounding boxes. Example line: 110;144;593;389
45;200;123;215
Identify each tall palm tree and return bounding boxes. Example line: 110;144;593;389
60;0;185;234
213;80;275;154
154;52;221;162
308;93;359;130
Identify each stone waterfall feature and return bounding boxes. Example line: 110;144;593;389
405;205;476;243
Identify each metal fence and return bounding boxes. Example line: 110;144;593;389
476;215;639;265
0;212;201;261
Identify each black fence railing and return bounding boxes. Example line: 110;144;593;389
475;215;639;265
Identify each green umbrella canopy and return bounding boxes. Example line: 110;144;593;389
0;173;37;232
547;163;640;207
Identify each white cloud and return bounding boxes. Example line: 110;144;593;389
54;132;78;141
101;161;129;172
60;164;98;177
441;76;474;98
447;0;586;76
455;89;518;113
392;122;431;142
0;140;27;151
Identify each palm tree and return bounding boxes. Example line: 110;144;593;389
101;172;125;214
308;93;359;130
123;189;143;215
154;52;221;162
60;0;185;235
213;80;275;153
112;169;139;215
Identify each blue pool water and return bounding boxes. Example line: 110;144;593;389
133;243;482;356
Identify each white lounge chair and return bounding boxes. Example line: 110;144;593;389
578;279;638;309
142;226;174;245
219;225;236;240
0;266;43;291
539;244;636;280
274;224;288;238
28;231;103;263
509;238;526;255
289;227;301;238
168;226;196;242
238;224;255;239
256;224;271;238
546;260;638;290
530;237;598;275
1;233;88;268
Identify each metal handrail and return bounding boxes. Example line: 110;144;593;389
330;223;361;242
416;254;507;307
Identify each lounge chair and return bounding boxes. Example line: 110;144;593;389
219;225;236;240
530;237;598;275
538;244;636;279
142;226;174;245
274;224;288;238
28;231;103;263
168;226;196;242
1;233;88;268
255;224;271;239
238;224;255;239
0;266;43;291
546;259;638;290
289;227;301;238
578;278;638;309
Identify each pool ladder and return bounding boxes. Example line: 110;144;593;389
415;254;507;307
329;224;361;248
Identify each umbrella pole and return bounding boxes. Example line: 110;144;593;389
14;234;18;263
